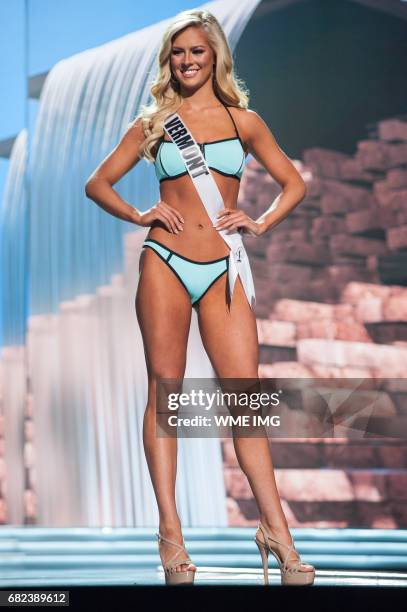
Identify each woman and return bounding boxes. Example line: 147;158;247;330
85;9;315;586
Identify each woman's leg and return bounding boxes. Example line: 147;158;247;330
136;247;195;573
196;273;314;571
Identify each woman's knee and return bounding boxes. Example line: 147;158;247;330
148;363;186;383
146;369;185;410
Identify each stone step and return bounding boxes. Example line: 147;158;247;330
232;496;406;529
224;468;407;528
266;242;330;266
225;468;407;503
330;234;389;258
295;338;407;377
223;439;407;469
257;314;370;345
346;207;398;236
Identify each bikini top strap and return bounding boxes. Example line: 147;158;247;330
222;103;242;142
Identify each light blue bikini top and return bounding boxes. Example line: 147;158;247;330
154;103;246;183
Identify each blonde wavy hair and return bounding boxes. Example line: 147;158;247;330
133;8;250;162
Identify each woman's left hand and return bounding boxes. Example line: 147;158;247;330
213;208;266;236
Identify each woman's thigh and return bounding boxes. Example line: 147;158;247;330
196;272;259;378
136;248;192;390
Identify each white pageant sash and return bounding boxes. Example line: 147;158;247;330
163;112;256;310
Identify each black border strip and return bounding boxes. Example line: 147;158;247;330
144;238;230;265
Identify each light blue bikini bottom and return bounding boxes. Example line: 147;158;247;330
142;238;229;305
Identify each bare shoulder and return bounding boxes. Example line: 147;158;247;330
227;107;266;149
228;106;260;124
124;115;148;144
85;115;148;187
228;108;304;191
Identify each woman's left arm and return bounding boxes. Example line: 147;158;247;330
214;109;306;236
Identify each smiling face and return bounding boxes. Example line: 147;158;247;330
170;25;215;91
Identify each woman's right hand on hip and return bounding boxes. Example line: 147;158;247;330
138;200;184;234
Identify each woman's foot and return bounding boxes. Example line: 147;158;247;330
157;526;196;574
256;520;314;572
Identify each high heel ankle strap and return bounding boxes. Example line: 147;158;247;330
156;532;192;571
257;521;294;550
156;532;187;549
257;522;302;574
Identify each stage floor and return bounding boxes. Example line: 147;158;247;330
1;526;407;588
1;566;407;588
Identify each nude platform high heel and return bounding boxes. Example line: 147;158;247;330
156;532;196;585
254;521;315;586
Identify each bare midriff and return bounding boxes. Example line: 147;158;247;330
146;171;242;261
